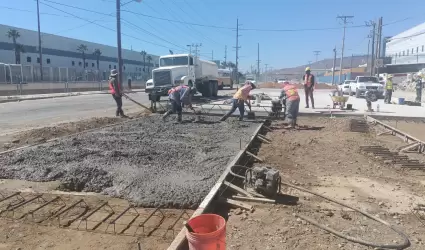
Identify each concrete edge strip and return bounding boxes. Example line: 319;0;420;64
167;121;265;250
0;116;148;156
366;115;425;145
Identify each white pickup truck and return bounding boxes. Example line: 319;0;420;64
349;76;384;98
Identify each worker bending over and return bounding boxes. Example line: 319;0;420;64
280;81;300;128
220;81;256;121
109;69;127;118
302;67;315;108
384;75;393;104
162;85;192;122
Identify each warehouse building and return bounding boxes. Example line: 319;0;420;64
0;24;159;83
386;22;425;65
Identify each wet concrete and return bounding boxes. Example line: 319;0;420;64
0;116;257;208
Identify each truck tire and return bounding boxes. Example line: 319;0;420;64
218;82;224;90
212;80;218;97
201;81;212;97
355;89;361;98
229;80;234;90
349;90;354;96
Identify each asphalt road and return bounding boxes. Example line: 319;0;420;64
0;92;150;136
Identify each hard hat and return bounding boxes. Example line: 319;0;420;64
387;74;393;78
305;67;311;71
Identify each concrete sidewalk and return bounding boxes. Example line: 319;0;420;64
197;88;425;118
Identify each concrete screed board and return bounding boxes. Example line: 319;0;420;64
0;116;257;208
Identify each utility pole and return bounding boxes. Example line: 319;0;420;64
376;17;383;76
366;20;376;76
313;50;321;62
337;15;354;83
257;43;260;80
36;0;43;80
234;18;241;85
350;54;354;75
116;0;124;86
192;43;202;59
224;45;227;65
211;50;214;61
187;45;192;54
265;63;268;82
332;47;337;85
367;34;371;69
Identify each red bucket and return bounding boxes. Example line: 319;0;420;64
186;214;226;250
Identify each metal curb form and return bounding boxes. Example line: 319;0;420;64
167;121;266;250
366;115;425;153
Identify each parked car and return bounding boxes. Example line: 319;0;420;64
349;76;384;98
338;80;353;95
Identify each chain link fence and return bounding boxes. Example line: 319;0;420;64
0;63;149;96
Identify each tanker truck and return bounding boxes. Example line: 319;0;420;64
146;53;219;97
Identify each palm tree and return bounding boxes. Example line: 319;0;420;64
7;29;25;64
93;49;102;70
140;50;147;72
146;55;152;74
77;44;88;68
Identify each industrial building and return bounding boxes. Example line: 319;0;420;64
0;24;159;83
386;22;425;65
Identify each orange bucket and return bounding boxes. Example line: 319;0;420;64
186;214;226;250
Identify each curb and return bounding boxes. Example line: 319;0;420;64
0;89;145;104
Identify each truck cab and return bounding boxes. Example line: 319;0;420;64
349;76;384;98
148;54;219;97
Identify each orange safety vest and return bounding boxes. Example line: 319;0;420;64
109;79;120;95
304;74;313;87
283;85;300;101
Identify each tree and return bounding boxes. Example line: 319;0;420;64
93;49;102;70
77;44;88;68
140;50;147;72
146;55;152;74
7;29;25;64
220;61;228;69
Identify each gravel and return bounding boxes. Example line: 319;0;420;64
0;116;258;208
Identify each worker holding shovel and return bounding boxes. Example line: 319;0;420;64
220;81;256;121
162;85;192;122
108;69;127;118
280;81;300;128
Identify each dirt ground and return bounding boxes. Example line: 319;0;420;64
226;116;425;250
381;119;425;142
0;180;192;250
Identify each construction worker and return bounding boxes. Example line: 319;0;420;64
220;81;256;121
384;74;394;104
302;67;315;108
108;69;127;117
162;85;192;122
415;73;423;103
279;81;300;128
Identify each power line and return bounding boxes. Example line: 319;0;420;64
39;1;184;51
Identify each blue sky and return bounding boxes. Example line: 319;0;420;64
1;0;424;72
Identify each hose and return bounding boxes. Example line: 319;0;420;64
282;181;411;249
229;164;250;179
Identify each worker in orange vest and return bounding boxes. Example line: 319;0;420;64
279;81;300;128
220;81;256;121
302;67;315;108
108;69;126;117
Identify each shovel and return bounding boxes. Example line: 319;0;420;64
189;106;202;123
246;100;256;120
122;93;152;113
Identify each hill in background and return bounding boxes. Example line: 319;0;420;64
272;55;369;76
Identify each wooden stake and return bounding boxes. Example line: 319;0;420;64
223;181;253;197
246;151;264;162
232;195;275;204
